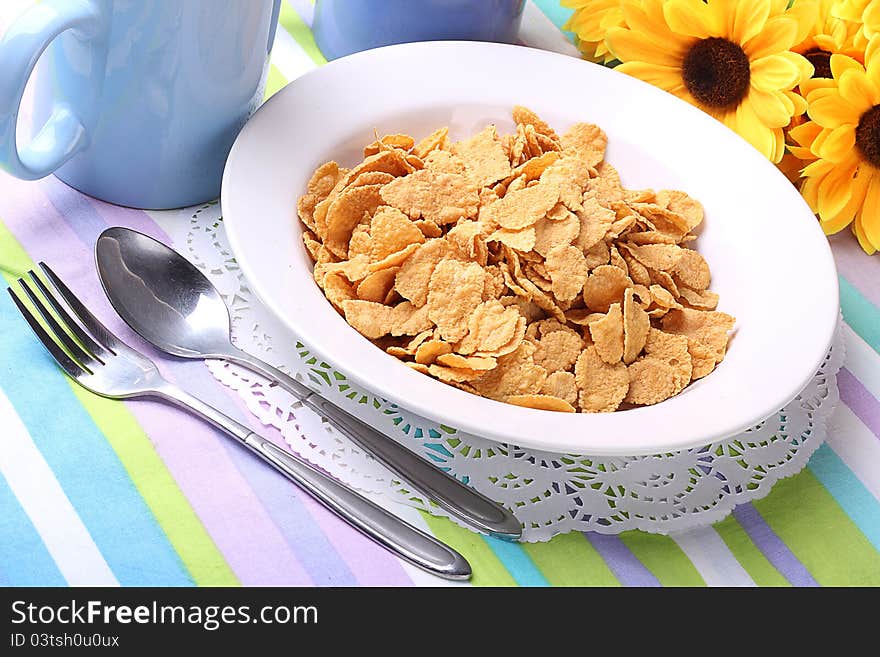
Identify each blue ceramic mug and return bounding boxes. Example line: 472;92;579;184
313;0;525;61
0;0;281;209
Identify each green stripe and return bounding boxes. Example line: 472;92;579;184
752;470;880;586
264;64;288;100
618;532;706;586
839;275;880;353
279;1;327;66
713;515;790;587
0;220;238;587
419;513;517;586
522;533;620;586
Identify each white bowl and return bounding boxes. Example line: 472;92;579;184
221;41;838;455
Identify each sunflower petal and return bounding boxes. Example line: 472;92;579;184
865;2;880;39
748;88;793;127
800;78;837;97
853;219;878;255
789;120;822;149
730;98;778;160
830;53;863;80
778;50;815;83
615;61;686;91
784;89;807;115
663;0;722;38
784;0;820;44
866;36;880;85
751;54;802;91
817;160;858;219
839;68;880;110
605;28;686;67
728;0;771;43
821;166;870;234
742;17;798;58
801;157;837;178
808;93;863;127
860;174;880;250
800;175;819;210
815;123;856;161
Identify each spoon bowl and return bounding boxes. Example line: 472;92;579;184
96;228;235;359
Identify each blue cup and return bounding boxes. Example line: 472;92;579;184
0;0;281;209
313;0;525;61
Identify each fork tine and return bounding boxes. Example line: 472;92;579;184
17;277;97;371
39;261;119;355
8;288;87;380
27;270;108;362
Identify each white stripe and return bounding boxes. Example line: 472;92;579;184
271;16;320;82
286;0;314;27
519;0;581;58
842;323;880;400
671;526;756;586
0;390;119;586
826;405;880;504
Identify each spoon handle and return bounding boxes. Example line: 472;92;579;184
225;347;521;540
154;382;471;580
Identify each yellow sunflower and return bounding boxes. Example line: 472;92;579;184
562;0;626;64
789;37;880;254
795;0;865;79
605;0;815;163
783;0;863;181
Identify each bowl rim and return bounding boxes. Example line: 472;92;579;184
221;40;839;455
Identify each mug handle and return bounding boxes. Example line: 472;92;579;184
0;0;104;180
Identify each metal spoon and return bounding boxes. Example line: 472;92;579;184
95;226;521;540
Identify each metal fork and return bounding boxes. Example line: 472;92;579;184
8;263;471;580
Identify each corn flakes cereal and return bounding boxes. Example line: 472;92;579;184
588;303;624;365
298;109;733;415
574;346;629;412
507;394;575;413
427;259;485;342
540;371;578;405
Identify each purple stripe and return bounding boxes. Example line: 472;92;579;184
584;533;661;587
838;368;880;440
830;233;880;309
30;176;412;585
732;504;819;587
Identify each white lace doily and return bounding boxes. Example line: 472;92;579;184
158;203;843;542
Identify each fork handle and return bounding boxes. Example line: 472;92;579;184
155;384;471;580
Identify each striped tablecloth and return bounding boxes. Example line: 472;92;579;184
1;0;879;588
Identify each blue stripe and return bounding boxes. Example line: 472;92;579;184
171;359;358;585
0;296;192;586
809;444;880;551
533;0;576;36
0;473;66;586
840;275;880;354
481;535;550;586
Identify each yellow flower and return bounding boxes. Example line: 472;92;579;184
795;0;865;78
605;0;815;163
783;0;863;182
562;0;626;64
790;37;880;254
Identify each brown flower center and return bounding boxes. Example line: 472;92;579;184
682;38;751;109
856;105;880;168
804;48;832;79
